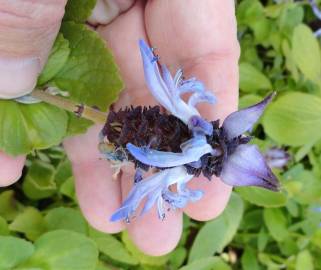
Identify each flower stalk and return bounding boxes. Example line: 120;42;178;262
30;89;107;124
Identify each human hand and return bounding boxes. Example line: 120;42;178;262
0;0;239;256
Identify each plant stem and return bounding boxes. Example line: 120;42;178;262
31;89;107;124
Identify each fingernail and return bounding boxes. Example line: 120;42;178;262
87;0;120;25
0;57;40;99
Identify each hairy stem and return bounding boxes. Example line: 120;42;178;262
31;89;107;124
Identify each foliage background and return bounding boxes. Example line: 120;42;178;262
1;0;321;269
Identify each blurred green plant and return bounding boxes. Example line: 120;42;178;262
1;0;321;269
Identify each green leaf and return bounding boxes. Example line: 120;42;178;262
64;0;97;23
237;0;264;26
59;176;76;200
189;193;244;262
9;207;47;241
296;250;314;270
66;112;93;137
22;160;57;200
0;216;9;236
52;22;123;111
0;101;68;155
241;247;260;270
292;24;321;85
262;92;321;146
0;190;21;221
89;228;138;266
37;34;70;85
179;257;231;270
239;62;272;92
21;230;98;270
278;4;303;37
169;247;187;269
263;208;289;242
45;207;88;234
0;236;34;269
236;186;287;207
122;231;169;266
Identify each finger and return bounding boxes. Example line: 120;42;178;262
145;0;239;220
0;152;25;187
64;125;125;233
99;1;183;255
0;0;66;98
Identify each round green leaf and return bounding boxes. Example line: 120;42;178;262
45;207;88;234
0;101;68;155
189;193;244;262
236;186;287;207
53;22;123;111
240;62;272;92
292;24;321;84
263;208;289;242
262;92;321;146
22;230;98;270
9;207;47;241
0;236;34;269
22;160;57;200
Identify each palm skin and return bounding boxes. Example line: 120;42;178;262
0;0;239;255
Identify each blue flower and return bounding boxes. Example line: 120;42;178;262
109;40;279;222
139;39;216;127
110;166;203;222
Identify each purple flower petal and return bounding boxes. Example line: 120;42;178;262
265;147;290;169
222;92;276;140
220;144;279;191
126;137;213;168
188;115;213;136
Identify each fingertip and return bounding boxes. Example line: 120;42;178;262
72;161;126;234
183;176;232;221
127;209;183;256
0;152;25;187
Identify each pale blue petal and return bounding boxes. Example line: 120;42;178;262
127;138;213;168
173;69;183;87
178;80;206;95
110;169;169;222
222;92;275;140
139;39;174;112
110;166;201;222
188;91;216;108
220;144;279;191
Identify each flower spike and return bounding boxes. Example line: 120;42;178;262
100;40;280;223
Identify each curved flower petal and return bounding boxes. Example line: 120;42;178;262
222;92;275;140
188;115;213;136
127;137;213;168
110;166;198;222
139;39;215;124
139;39;174;112
220;144;279;191
265;147;290;169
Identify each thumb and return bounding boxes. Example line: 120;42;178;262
0;0;67;98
